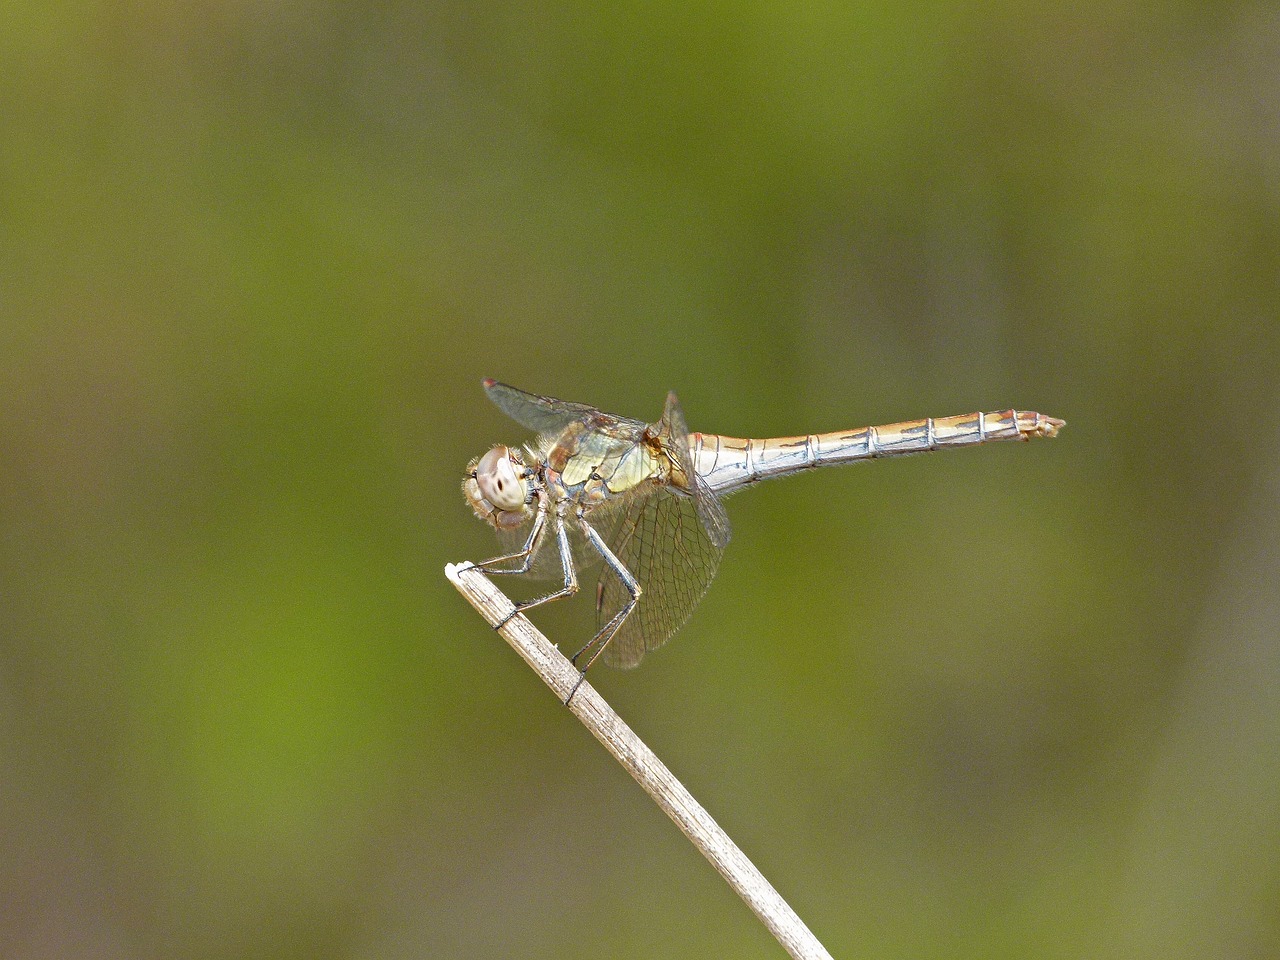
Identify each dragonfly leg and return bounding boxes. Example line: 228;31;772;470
564;512;642;703
492;508;578;629
465;494;549;576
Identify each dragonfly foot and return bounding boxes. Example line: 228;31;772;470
563;671;587;706
493;606;522;630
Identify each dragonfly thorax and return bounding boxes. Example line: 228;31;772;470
463;445;533;530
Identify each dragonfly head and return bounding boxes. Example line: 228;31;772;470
463;445;532;529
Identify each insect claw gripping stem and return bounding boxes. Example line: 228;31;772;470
493;606;521;630
564;670;588;706
490;601;588;706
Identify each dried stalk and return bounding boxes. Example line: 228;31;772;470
446;561;834;960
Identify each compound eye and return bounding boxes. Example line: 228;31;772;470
475;446;526;511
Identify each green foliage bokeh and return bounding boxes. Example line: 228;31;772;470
2;3;1278;958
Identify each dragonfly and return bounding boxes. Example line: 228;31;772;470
463;378;1064;696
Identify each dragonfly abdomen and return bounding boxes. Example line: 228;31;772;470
691;410;1064;495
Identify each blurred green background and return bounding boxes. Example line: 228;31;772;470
3;3;1278;958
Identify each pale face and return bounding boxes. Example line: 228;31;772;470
462;445;532;530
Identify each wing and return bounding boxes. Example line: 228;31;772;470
658;391;731;549
593;390;732;669
482;379;601;436
595;483;726;669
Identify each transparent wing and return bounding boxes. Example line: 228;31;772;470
659;391;731;549
596;484;726;669
483;379;600;436
592;389;732;669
